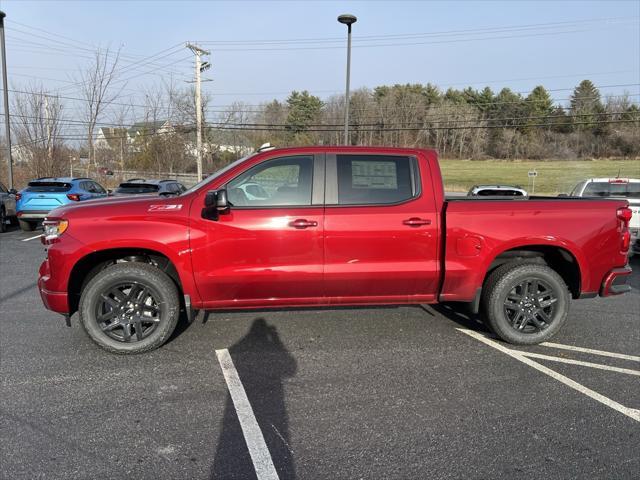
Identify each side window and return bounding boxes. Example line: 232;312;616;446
226;155;314;207
177;183;186;193
92;182;106;194
570;181;586;196
0;182;6;193
81;181;93;192
336;155;417;205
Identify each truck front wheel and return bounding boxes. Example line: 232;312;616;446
482;263;570;345
79;262;180;354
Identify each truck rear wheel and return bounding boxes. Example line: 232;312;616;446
79;262;180;354
481;263;570;345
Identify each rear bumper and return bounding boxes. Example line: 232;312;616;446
600;266;632;296
17;210;49;220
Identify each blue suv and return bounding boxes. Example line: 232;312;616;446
16;177;108;231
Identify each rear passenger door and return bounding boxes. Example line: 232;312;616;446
323;153;439;303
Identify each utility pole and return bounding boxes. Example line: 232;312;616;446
186;43;210;182
45;95;53;165
0;11;12;188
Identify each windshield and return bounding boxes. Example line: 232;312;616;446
582;182;640;198
181;153;257;195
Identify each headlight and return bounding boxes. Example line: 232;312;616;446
43;219;69;240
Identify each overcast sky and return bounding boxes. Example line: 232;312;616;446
1;0;638;121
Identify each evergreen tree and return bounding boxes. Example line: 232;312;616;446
569;80;603;130
285;91;323;134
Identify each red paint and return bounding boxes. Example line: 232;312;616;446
38;146;631;316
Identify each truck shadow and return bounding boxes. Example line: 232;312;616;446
210;318;297;480
430;302;492;333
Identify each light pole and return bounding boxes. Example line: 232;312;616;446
338;14;356;145
0;11;12;189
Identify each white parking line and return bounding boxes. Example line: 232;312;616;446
215;349;280;480
457;328;640;423
519;351;640;376
540;341;640;362
21;234;42;242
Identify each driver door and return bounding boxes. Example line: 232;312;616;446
190;154;326;309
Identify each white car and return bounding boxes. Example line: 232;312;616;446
467;185;528;197
570;178;640;255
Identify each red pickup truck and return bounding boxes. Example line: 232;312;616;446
38;147;633;354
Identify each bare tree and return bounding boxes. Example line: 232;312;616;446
76;47;123;168
11;83;66;177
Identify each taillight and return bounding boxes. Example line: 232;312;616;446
15;193;21;201
617;207;632;253
617;207;632;224
621;231;631;252
67;193;81;201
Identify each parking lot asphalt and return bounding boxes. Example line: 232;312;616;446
1;225;639;480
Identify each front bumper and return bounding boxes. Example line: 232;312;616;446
600;266;632;296
38;258;70;313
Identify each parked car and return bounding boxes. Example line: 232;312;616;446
97;167;114;176
112;179;186;197
16;177;108;231
0;181;17;233
570;177;640;255
38;147;632;354
468;185;528;197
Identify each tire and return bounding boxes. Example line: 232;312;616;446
0;208;6;233
18;219;35;231
481;263;570;345
79;262;180;354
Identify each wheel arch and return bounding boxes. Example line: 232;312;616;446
67;247;185;316
482;244;584;299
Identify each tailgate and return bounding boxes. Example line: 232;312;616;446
22;194;67;209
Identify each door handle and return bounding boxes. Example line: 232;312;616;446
289;219;318;229
403;217;431;227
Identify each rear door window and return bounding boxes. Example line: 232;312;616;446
336;155;418;205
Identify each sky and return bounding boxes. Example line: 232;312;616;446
0;0;638;124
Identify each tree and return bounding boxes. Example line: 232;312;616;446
569;80;603;130
285;91;323;142
76;47;123;169
11;84;66;177
524;86;553;124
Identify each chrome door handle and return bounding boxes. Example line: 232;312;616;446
403;217;431;227
289;219;318;229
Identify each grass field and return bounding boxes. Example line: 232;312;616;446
440;158;640;195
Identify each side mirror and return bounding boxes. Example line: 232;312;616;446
8;188;17;195
203;189;230;220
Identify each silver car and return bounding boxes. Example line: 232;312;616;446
0;181;17;233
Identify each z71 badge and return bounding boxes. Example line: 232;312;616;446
148;204;183;212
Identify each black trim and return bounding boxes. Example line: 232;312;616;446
577;292;598;299
470;287;482;314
